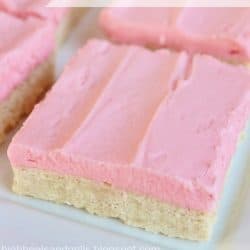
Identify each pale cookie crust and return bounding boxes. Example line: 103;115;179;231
56;8;87;46
0;57;54;144
12;167;215;241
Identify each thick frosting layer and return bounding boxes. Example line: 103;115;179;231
0;12;55;101
0;0;69;23
8;39;250;212
100;7;250;62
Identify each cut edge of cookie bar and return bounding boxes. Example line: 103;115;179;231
12;167;215;241
0;56;54;144
56;7;88;46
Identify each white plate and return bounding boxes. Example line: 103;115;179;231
1;8;250;250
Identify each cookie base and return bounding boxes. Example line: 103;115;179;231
12;167;215;241
0;57;54;144
56;8;87;46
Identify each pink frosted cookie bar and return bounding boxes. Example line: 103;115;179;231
0;0;69;22
0;0;85;44
0;12;55;144
8;39;250;241
100;7;250;62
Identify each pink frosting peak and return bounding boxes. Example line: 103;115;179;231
100;7;250;62
8;39;250;212
0;12;55;101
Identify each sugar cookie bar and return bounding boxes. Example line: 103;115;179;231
100;7;250;63
8;39;250;241
0;12;55;144
0;0;86;44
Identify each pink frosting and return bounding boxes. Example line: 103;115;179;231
100;7;250;62
0;12;55;102
8;39;250;212
0;0;69;24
